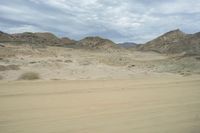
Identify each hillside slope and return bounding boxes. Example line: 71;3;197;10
0;31;76;47
138;29;200;55
77;36;119;50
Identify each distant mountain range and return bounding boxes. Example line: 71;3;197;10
1;29;200;55
118;42;138;48
0;31;117;49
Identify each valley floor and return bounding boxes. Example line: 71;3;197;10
0;76;200;133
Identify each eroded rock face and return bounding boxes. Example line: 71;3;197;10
138;29;200;55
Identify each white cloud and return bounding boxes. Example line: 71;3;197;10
154;0;200;14
5;25;44;33
0;0;200;43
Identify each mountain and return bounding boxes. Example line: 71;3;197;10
0;31;76;47
138;29;200;55
2;29;200;54
76;36;118;49
118;42;138;48
0;31;13;42
12;32;63;46
61;37;76;45
0;31;117;49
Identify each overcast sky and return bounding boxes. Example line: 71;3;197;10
0;0;200;43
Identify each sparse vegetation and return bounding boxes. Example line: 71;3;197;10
0;65;6;71
7;65;20;70
195;57;200;61
179;72;192;76
18;72;40;80
79;60;91;65
56;59;63;62
128;64;135;68
0;65;20;71
0;75;3;80
29;61;37;64
65;60;73;63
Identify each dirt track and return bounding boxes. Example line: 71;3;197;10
0;76;200;133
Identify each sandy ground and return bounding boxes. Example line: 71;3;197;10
1;45;200;80
0;76;200;133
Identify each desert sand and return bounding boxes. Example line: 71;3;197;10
0;75;200;133
0;44;200;133
1;45;200;81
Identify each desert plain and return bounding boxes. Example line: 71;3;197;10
1;28;200;133
0;43;200;133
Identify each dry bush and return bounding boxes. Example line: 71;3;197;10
195;57;200;61
0;65;6;71
7;65;20;70
65;60;73;63
0;75;3;80
18;72;40;80
79;60;91;66
0;65;20;71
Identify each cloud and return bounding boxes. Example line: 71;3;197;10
3;25;43;33
0;0;200;43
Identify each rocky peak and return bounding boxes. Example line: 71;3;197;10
138;29;200;55
77;36;116;49
61;37;76;45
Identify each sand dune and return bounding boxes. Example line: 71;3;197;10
0;76;200;133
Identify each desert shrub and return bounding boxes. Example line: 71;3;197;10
0;65;20;71
29;61;37;64
179;72;191;76
128;64;135;68
79;60;91;66
195;57;200;61
18;72;40;80
56;59;63;62
0;65;6;71
65;60;73;63
0;75;3;80
7;65;20;70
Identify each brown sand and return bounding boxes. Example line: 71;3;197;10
0;76;200;133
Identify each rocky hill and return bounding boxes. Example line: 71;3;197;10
76;36;118;49
138;29;200;55
0;31;13;42
0;31;76;47
12;32;62;46
61;37;76;45
2;29;200;54
0;31;117;50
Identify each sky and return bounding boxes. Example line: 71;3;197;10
0;0;200;43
